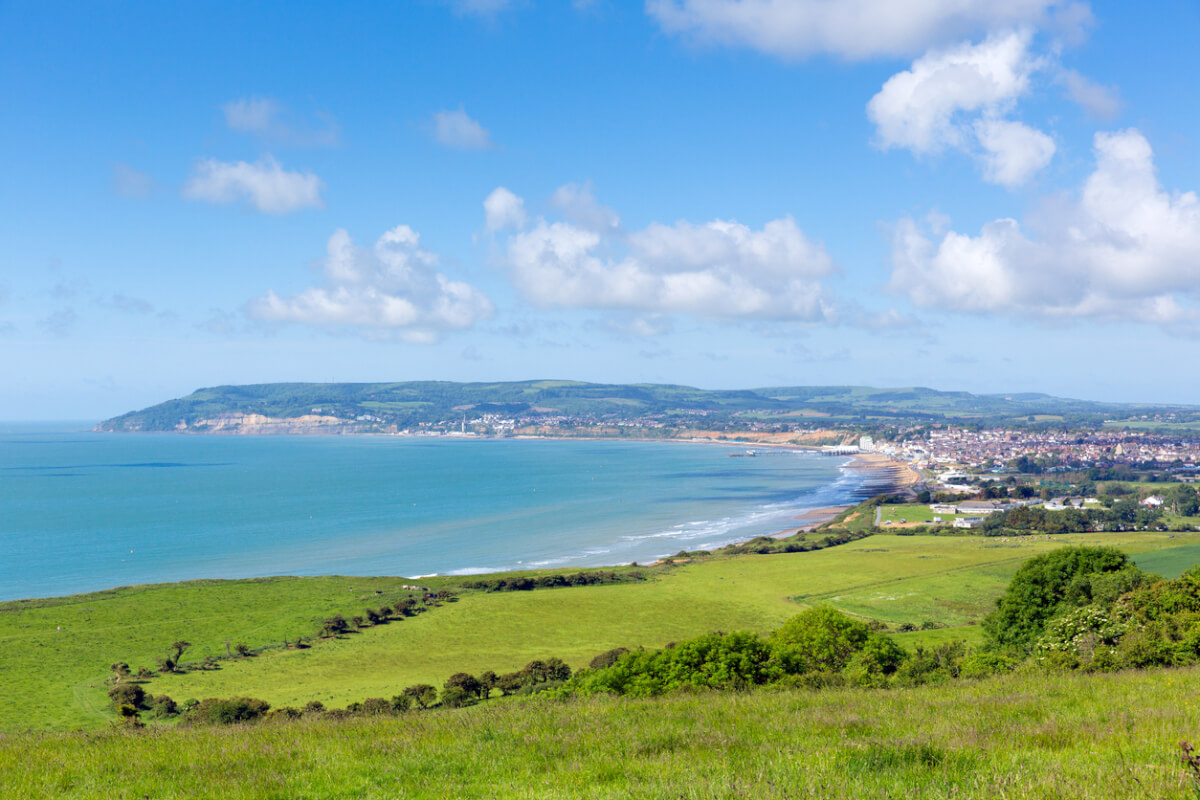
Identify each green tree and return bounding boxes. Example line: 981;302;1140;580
770;607;871;673
440;685;473;708
1171;484;1199;516
360;697;393;715
983;546;1129;650
108;683;146;709
188;697;270;725
444;672;483;698
171;641;191;664
322;614;350;636
403;684;437;709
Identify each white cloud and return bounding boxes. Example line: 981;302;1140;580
183;156;324;214
974;118;1056;187
549;182;620;233
496;187;835;322
890;129;1200;325
248;224;492;341
484;187;527;232
647;0;1083;60
430;108;493;150
223;97;339;146
1059;68;1122;119
867;30;1054;185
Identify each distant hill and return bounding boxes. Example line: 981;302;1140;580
95;381;1200;434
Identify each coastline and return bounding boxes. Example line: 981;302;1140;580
4;432;914;602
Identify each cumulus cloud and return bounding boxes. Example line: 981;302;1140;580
549;182;620;233
223;97;339;147
491;186;835;322
430;108;493;150
248;224;492;341
974;118;1056;187
889;129;1200;325
867;30;1054;186
183;156;324;214
484;187;527;232
647;0;1083;60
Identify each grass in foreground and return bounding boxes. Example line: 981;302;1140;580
4;667;1200;799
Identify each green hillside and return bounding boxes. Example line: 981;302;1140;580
96;380;1200;432
3;530;1194;732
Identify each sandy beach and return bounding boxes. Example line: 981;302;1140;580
845;452;923;488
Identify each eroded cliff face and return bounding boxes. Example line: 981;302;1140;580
179;414;377;434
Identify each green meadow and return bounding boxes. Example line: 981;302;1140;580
876;502;970;525
3;529;1196;732
5;667;1200;799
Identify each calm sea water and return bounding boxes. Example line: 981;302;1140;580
0;425;875;602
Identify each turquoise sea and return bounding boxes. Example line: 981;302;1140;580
0;424;880;602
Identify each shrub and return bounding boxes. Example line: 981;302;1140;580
266;707;302;721
770;607;871;673
444;672;483;698
958;650;1018;679
589;647;631;671
494;672;526;696
145;694;178;718
895;641;967;686
984;546;1130;650
441;686;473;708
403;684;438;709
108;683;146;710
187;697;270;725
360;697;394;715
572;631;781;697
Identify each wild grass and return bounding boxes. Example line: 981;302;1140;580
4;666;1200;798
3;530;1196;732
0;575;450;730
136;531;1200;715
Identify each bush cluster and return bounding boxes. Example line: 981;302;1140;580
563;607;976;698
717;528;869;556
464;571;642;592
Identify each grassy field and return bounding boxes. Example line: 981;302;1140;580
1134;543;1200;579
4;530;1199;733
133;532;1200;717
0;575;459;731
5;667;1200;799
877;502;971;525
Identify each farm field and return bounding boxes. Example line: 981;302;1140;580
0;575;456;731
876;503;971;526
3;530;1198;732
86;532;1200;722
4;666;1200;799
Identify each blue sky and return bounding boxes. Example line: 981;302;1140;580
2;0;1198;419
